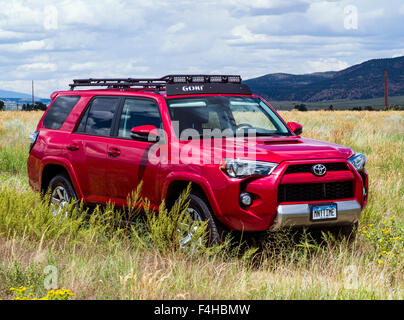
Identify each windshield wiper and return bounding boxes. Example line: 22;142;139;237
254;132;291;137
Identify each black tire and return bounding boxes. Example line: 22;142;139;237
47;173;78;216
339;222;358;240
185;192;228;245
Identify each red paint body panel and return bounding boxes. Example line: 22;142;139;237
27;89;368;231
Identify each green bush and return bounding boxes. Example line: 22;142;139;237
0;144;28;174
358;217;403;269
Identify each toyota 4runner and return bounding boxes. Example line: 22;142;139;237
28;75;368;244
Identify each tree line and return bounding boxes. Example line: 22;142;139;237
20;102;48;111
0;101;47;111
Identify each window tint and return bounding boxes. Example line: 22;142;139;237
75;104;90;133
43;96;80;129
76;97;120;136
118;98;162;139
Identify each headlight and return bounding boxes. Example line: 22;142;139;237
220;158;278;178
348;153;366;171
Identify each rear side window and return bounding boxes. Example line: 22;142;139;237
43;95;80;129
76;96;120;136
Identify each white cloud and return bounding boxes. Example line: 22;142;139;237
224;0;304;10
0;29;26;40
19;63;57;71
69;62;98;72
0;40;50;52
228;25;269;44
306;58;349;73
306;1;345;32
0;0;402;97
392;50;404;58
167;23;186;33
17;63;58;73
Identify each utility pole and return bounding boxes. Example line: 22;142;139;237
384;70;389;110
31;80;34;111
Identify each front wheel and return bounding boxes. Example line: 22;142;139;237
178;192;227;247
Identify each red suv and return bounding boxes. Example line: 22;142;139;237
28;75;368;244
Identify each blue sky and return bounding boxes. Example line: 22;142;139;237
0;0;403;98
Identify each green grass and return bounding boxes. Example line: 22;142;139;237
0;110;403;300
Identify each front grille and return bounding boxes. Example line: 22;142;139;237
284;162;348;174
278;181;353;202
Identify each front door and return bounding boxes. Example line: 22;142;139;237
105;97;163;207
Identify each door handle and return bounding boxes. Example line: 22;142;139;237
108;147;121;158
67;143;80;151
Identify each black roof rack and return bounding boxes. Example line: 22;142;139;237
69;77;168;90
69;75;252;95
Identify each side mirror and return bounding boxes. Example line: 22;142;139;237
130;125;160;142
287;122;303;136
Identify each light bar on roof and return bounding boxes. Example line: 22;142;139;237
209;76;223;82
228;76;242;83
191;76;205;83
173;76;187;83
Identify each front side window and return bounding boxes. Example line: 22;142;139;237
76;97;120;136
166;96;291;140
118;98;162;139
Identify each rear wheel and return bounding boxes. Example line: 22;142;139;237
47;173;77;217
178;192;227;247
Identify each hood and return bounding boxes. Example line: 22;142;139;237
251;137;354;163
198;136;354;164
176;135;354;165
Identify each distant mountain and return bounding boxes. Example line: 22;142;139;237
245;56;404;102
0;89;34;99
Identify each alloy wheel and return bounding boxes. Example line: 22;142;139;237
50;186;71;217
178;207;204;248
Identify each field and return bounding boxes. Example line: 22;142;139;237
271;95;404;110
0;110;403;300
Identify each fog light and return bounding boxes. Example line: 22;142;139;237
240;192;252;206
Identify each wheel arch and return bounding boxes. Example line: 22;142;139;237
40;158;84;201
163;174;221;217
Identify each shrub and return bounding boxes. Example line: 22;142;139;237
10;286;74;300
137;183;209;254
358;217;403;269
293;104;308;111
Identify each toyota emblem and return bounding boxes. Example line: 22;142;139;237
312;164;327;177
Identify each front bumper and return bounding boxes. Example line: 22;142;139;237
210;158;367;232
270;200;361;230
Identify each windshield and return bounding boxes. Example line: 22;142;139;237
166;96;291;140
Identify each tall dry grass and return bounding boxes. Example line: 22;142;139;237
0;110;403;300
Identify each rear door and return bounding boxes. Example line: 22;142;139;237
66;96;121;204
105;97;163;207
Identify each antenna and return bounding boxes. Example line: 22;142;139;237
384;70;389;111
32;80;34;111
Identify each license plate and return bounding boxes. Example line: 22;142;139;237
310;203;338;221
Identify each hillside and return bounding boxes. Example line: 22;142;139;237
0;89;34;99
245;56;404;102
